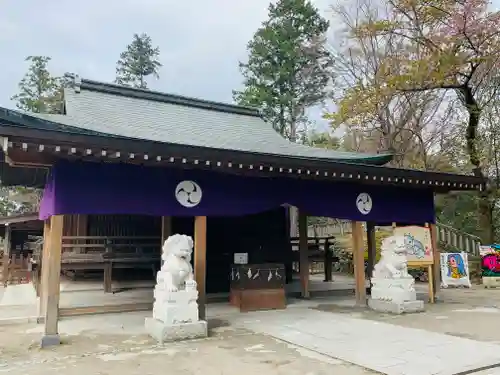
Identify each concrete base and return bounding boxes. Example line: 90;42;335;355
40;334;60;348
483;277;500;288
145;317;208;344
368;298;424;314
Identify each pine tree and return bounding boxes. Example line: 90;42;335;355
11;56;62;114
234;0;333;141
115;33;162;89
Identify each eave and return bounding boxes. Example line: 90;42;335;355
0;124;486;193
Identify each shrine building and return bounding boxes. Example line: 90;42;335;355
0;76;485;346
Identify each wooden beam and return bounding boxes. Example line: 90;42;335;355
5;148;54;167
430;223;440;300
298;210;309;298
194;216;207;320
40;215;63;348
2;224;11;286
351;221;366;306
161;216;172;244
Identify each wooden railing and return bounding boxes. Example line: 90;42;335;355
435;222;481;255
308;221;482;255
290;236;337;280
1;254;32;286
31;235;162;293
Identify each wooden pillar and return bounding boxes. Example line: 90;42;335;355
298;210;309;298
161;216;172;244
38;220;51;316
2;224;11;286
40;215;63;348
366;222;376;285
351;221;366;306
194;216;207;320
430;223;440;300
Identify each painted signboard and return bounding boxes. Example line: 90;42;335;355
440;252;471;288
393;225;434;265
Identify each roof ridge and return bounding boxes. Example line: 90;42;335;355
63;74;261;118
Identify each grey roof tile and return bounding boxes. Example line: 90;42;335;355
27;79;392;165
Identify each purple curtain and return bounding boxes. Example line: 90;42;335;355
39;161;435;224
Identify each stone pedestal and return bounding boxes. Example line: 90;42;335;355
146;282;208;343
368;299;424;314
145;318;207;344
146;286;208;343
369;277;424;314
483;276;500;288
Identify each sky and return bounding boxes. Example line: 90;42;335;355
0;0;331;115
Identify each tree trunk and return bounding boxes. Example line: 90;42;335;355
463;86;494;244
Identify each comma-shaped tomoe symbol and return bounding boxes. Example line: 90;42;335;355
356;192;372;215
175;180;202;208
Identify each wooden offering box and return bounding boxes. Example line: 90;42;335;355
229;263;286;312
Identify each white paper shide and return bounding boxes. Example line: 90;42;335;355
145;234;207;343
368;235;424;314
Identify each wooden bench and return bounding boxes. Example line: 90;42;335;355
32;236;161;293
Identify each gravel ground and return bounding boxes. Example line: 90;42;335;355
0;315;375;375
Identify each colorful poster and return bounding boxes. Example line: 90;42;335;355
480;245;496;257
440;252;471;288
481;245;500;277
393;225;433;264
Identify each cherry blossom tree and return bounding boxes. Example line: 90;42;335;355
327;0;500;242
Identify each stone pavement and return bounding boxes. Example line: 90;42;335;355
230;308;500;375
474;369;500;375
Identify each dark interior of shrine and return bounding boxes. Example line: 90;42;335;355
82;207;292;294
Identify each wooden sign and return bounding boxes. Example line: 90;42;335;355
393;225;434;266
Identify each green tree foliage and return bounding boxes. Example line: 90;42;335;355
11;56;63;114
9;56;56;216
303;130;341;149
115;33;162;89
234;0;334;141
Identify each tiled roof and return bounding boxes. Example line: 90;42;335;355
26;77;393;165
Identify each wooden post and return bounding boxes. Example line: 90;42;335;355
161;216;172;244
194;216;207;320
351;221;366;306
427;265;435;303
103;240;113;293
38;220;51;316
2;224;11;286
324;238;333;282
298;210;309;298
430;223;439;301
366;222;376;283
40;215;63;348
